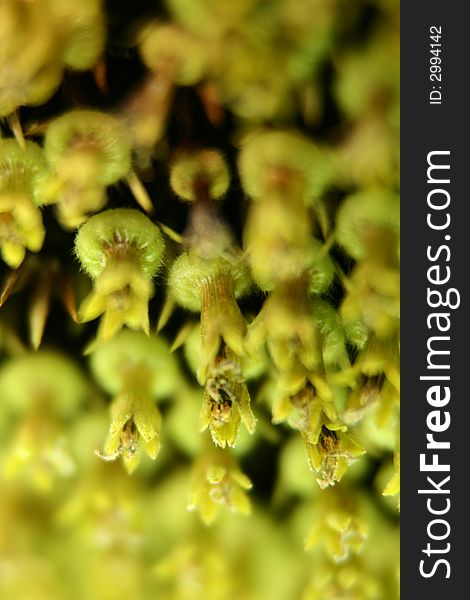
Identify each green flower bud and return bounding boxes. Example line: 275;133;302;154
75;208;164;280
62;18;106;71
89;329;179;399
42;110;133;227
0;349;84;490
139;22;208;85
166;0;258;38
168;251;256;445
280;0;336;80
239;130;333;287
170;149;229;202
243;189;316;286
0;138;49;202
238;129;332;202
334;25;399;120
335;189;399;261
0;350;88;418
44;110;131;189
168;252;249;313
48;0;106;71
169;252;249;375
0;0;63;116
217;45;293;121
335;115;399;187
2;415;76;492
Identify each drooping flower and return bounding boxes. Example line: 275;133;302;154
90;330;179;473
199;349;256;448
97;390;162;474
0;139;49;268
75;208;165;342
273;381;364;488
188;450;252;524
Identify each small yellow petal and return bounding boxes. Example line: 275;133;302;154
143;435;161;460
78;291;106;322
2;241;26;268
98;308;125;340
123;450;141;474
229;486;251;515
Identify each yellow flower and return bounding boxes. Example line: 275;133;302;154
248;276;322;373
79;259;154;341
273;382;364;487
97;390;161;474
3;414;75;492
75;208;165;342
0;139;48;268
199;350;256;448
305;487;368;561
308;425;365;489
188;451;252;525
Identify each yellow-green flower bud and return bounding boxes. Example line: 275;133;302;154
334;25;399;120
0;350;88;418
248;276;323;373
243;190;317;286
90;330;178;473
188;450;252;524
75;208;165;340
166;0;258;38
44;110;131;189
184;322;266;382
0;351;85;490
170;149;229;202
62;18;106;71
89;329;179;399
169;253;249;375
139;22;208;85
239;130;333;287
42;110;133;227
238;129;331;202
0;0;63;116
0;139;50;266
305;487;368;561
48;0;106;71
273;382;364;488
0;139;50;204
168;252;256;445
335;189;399;261
168;252;249;313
